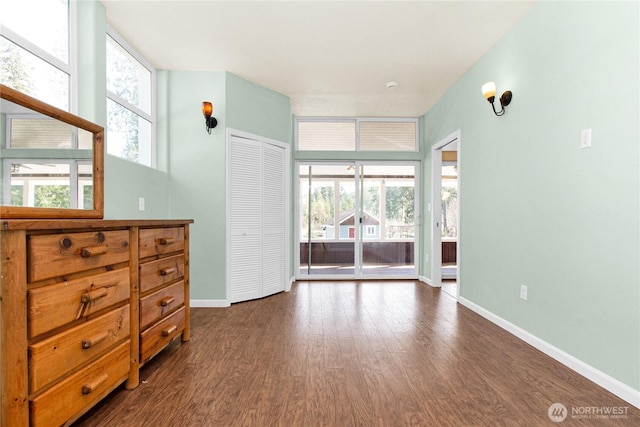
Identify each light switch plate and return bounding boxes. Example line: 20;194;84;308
520;285;528;300
580;128;592;149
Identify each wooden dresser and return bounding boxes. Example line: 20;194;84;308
0;219;192;427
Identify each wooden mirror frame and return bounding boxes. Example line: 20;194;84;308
0;85;104;219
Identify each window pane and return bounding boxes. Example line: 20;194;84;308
107;36;152;115
362;164;416;276
8;118;93;150
78;128;93;150
299;164;356;276
442;165;458;238
107;99;152;166
0;0;69;63
9;162;71;208
0;36;69;110
78;163;93;209
9;118;73;149
362;181;380;240
297;121;355;151
360;121;417;151
385;178;415;239
11;185;23;206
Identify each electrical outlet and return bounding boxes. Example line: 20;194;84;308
425;254;429;263
520;285;528;301
138;197;145;211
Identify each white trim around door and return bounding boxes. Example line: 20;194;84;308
430;130;461;295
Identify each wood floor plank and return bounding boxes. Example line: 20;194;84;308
75;281;640;426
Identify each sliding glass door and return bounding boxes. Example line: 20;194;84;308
360;164;417;277
297;162;418;279
299;164;356;275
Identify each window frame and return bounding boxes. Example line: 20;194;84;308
0;0;76;112
106;25;157;168
295;117;419;152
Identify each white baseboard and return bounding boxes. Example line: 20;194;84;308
458;297;640;409
190;299;230;308
418;275;438;287
285;276;295;292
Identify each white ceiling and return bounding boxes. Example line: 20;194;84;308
101;0;536;117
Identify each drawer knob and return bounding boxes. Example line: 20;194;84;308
157;237;175;246
82;373;108;395
160;296;175;307
81;287;109;304
82;331;109;349
162;325;178;337
159;267;176;276
81;245;108;258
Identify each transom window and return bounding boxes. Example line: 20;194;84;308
296;118;418;151
106;28;155;167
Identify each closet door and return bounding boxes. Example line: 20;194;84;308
262;142;286;297
228;136;263;303
227;135;286;303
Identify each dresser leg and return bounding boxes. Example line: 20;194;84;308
1;230;29;426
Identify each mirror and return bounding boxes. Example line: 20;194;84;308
0;84;103;219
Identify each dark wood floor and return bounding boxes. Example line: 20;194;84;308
76;281;639;426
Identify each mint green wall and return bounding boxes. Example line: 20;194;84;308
77;0;171;219
75;1;293;299
226;73;291;143
77;0;106;127
164;71;292;300
103;156;170;218
225;72;294;280
163;71;227;300
422;1;639;390
11;0;637;399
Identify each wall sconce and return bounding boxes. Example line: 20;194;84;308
481;82;512;116
202;101;217;133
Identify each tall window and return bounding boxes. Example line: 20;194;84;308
0;0;73;110
106;28;155;167
0;0;82;208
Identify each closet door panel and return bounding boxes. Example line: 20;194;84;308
228;137;262;303
262;144;286;296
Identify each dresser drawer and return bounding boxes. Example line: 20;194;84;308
30;341;130;427
140;306;185;363
140;281;185;330
29;305;130;393
139;254;184;294
28;268;130;338
28;230;130;282
139;227;184;259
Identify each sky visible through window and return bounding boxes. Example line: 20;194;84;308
0;0;69;110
